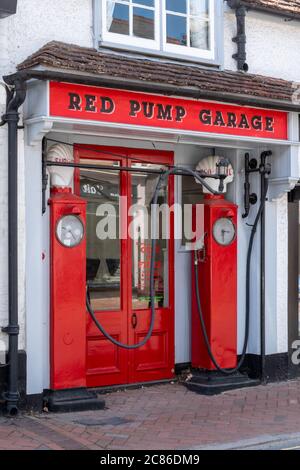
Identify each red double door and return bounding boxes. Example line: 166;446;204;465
75;145;175;388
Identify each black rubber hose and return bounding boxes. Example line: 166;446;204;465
86;167;224;350
193;178;269;374
86;172;165;350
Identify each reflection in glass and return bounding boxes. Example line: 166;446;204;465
131;163;169;310
190;18;209;50
136;0;154;6
166;0;187;14
181;175;204;247
166;14;187;46
190;0;209;17
81;160;121;312
133;7;155;39
107;1;129;35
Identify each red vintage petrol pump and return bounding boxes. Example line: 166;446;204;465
191;195;238;371
46;144;104;412
49;188;87;391
185;153;271;394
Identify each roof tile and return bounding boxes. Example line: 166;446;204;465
17;41;297;107
240;0;300;18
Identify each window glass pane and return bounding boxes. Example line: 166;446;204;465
166;0;187;14
190;0;209;18
131;163;169;310
133;7;155;39
166;14;187;46
107;1;129;35
181;175;204;246
80;160;121;312
135;0;154;6
190;18;210;50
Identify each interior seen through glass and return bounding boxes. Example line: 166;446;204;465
80;160;169;312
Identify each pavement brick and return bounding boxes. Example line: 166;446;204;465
1;380;300;449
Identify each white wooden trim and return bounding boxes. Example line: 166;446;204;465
99;0;216;60
162;0;215;60
102;0;160;51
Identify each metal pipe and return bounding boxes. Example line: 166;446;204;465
259;151;272;383
46;160;226;180
1;78;27;415
228;0;249;72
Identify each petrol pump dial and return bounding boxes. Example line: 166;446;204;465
56;215;84;248
213;217;236;246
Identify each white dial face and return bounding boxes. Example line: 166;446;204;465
213;218;236;246
56;215;84;248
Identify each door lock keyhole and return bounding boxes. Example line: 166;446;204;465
131;313;138;329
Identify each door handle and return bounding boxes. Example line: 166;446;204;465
131;313;138;329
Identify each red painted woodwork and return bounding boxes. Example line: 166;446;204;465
50;82;288;140
49;189;87;390
191;196;238;370
74;145;175;388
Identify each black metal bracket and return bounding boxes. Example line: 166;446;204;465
242;151;272;219
1;325;20;336
228;0;249;72
0;0;17;19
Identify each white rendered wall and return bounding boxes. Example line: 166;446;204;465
3;0;93;76
0;20;26;356
0;1;299;80
224;4;300;81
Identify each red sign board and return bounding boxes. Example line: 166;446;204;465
50;82;288;140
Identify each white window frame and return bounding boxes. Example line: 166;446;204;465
96;0;220;64
162;0;215;60
102;0;161;51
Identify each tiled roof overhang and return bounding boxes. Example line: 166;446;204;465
228;0;300;20
13;41;299;112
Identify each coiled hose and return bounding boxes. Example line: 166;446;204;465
86;167;269;373
86;167;223;350
194;178;269;374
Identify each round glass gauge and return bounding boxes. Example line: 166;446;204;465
213;218;236;246
56;215;84;248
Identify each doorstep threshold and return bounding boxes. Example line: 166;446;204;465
90;378;177;395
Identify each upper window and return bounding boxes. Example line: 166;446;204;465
99;0;217;61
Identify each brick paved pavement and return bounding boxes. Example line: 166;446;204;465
1;380;300;450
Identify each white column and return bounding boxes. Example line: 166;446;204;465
265;195;289;355
25;141;50;394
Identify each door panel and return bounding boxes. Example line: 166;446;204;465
128;160;175;384
75;146;174;388
76;152;129;387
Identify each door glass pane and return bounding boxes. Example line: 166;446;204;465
181;174;204;247
131;163;169;310
133;7;155;39
107;1;129;35
166;14;187;45
80;159;121;311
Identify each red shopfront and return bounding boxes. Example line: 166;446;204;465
48;81;288;390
